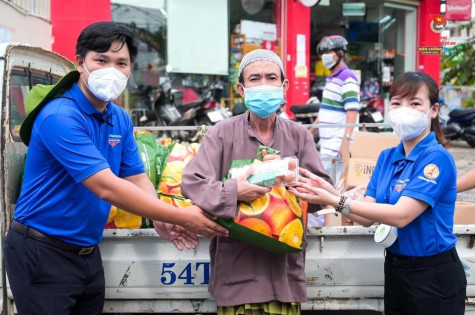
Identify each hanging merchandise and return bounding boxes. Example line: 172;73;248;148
229;20;281;107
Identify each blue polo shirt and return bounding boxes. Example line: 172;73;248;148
14;83;145;246
366;132;457;256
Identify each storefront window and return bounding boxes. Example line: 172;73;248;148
380;3;417;91
110;0;419;124
229;0;282;106
111;1;167;122
111;0;229;126
311;0;417;101
112;0;287;120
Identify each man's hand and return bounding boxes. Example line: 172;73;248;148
181;205;229;238
261;149;280;162
237;166;271;201
153;221;199;251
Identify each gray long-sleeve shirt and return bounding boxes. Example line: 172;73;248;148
181;111;331;306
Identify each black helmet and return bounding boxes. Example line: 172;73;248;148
317;35;348;55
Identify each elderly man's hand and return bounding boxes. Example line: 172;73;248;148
261;149;280;162
237;166;271;201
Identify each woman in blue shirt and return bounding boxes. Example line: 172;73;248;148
290;72;466;314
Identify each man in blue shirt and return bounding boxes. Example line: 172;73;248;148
4;21;227;315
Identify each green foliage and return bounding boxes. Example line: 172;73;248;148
462;98;475;108
441;22;474;86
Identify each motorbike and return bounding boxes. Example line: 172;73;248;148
307;78;325;105
172;81;230;141
441;105;475;148
289;81;321;125
154;80;183;126
358;79;385;132
359;96;384;132
133;76;231;142
289;95;320;145
131;65;213;140
130;83;181;140
190;80;230;126
289;103;320;125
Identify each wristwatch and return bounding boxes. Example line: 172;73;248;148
335;195;351;215
341;198;351;215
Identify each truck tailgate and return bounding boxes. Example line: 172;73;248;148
100;225;475;313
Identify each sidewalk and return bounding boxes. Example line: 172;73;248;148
450;140;475;202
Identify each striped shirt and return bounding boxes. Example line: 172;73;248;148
318;65;360;156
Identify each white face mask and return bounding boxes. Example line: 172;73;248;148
388;106;432;141
83;64;128;101
321;53;337;70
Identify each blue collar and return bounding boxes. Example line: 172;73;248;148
66;83;113;120
392;132;438;163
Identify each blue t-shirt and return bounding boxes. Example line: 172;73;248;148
14;83;145;246
366;132;457;256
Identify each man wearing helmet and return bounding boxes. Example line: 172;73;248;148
310;35;360;188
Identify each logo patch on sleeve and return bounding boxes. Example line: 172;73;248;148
423;164;440;179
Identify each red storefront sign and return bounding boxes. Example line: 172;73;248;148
51;0;111;61
262;40;275;51
446;0;472;21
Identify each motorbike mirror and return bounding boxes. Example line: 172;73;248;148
159;76;167;85
162;81;172;93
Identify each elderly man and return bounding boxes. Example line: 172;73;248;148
181;49;332;315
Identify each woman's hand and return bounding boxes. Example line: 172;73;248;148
298;167;339;196
288;181;339;206
288;167;340;206
153;221;200;251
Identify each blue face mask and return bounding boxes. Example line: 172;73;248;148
243;84;284;118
